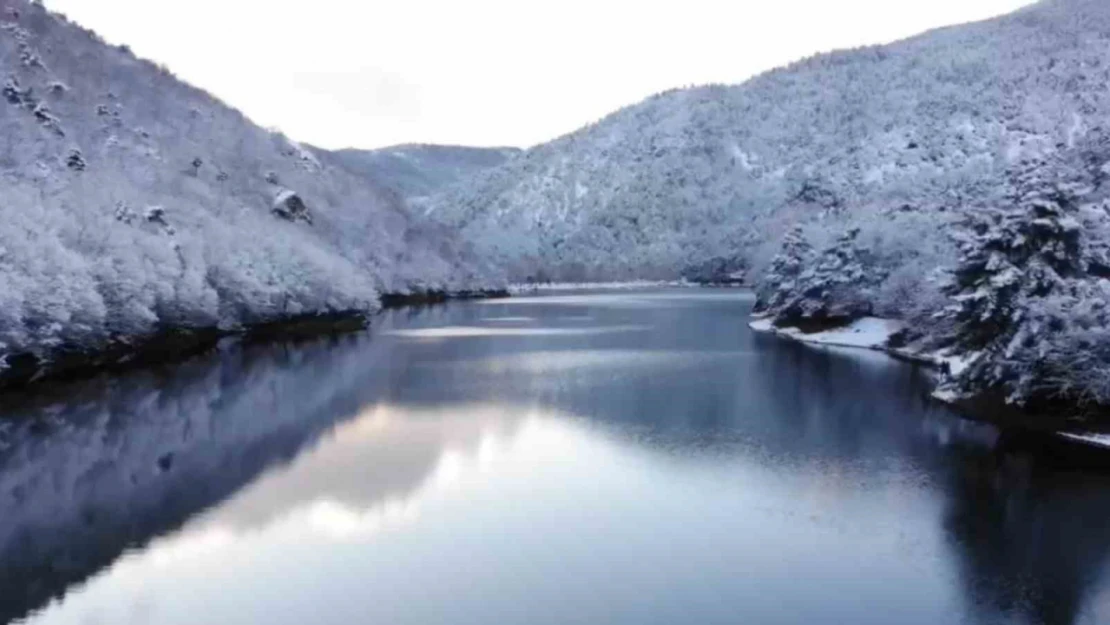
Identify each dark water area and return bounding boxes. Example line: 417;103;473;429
3;289;1110;625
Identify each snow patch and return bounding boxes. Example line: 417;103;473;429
930;388;963;404
749;317;905;350
748;317;774;333
1057;431;1110;449
941;352;981;377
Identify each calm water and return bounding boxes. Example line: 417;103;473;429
3;289;1110;625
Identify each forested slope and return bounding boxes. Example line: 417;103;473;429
0;0;502;385
425;0;1109;283
425;0;1110;418
323;144;521;199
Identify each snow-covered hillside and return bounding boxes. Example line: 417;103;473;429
323;144;521;199
423;0;1110;284
0;0;504;386
421;0;1110;419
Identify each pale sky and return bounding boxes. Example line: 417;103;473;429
43;0;1034;150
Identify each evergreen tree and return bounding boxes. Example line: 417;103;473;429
939;157;1110;409
942;166;1083;350
758;225;881;327
754;226;813;315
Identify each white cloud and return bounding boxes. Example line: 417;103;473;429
43;0;1034;149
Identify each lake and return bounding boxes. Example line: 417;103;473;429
4;289;1110;625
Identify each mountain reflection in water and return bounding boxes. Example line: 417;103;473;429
2;290;1110;625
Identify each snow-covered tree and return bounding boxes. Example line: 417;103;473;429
756;225;885;328
0;0;504;386
938;155;1110;411
942;171;1084;349
754;226;813;315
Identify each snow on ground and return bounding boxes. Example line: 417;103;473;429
1057;431;1110;449
886;345;983;376
747;317;905;350
938;352;981;377
748;318;774;333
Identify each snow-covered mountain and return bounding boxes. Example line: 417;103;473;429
423;0;1110;283
420;0;1110;417
0;0;503;385
323;144;521;199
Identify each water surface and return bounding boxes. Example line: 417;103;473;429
4;289;1110;625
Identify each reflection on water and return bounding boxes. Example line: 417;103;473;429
384;324;650;338
0;332;406;625
3;290;1110;625
942;447;1110;625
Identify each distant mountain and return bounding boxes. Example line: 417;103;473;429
423;0;1110;283
0;0;503;384
323;144;521;199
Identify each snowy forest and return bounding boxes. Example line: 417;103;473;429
425;0;1110;286
0;0;505;386
321;144;521;201
4;0;1110;421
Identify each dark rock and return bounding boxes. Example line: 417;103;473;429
32;103;63;136
65;149;85;171
145;206;168;226
271;189;312;224
3;77;25;105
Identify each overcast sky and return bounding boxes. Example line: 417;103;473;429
44;0;1033;150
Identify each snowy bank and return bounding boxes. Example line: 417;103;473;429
0;288;512;390
747;316;980;392
750;315;1110;452
1057;431;1110;450
749;316;978;383
748;316;904;350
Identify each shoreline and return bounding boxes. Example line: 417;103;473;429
0;288;511;394
509;280;688;293
507;280;752;294
748;315;1110;452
